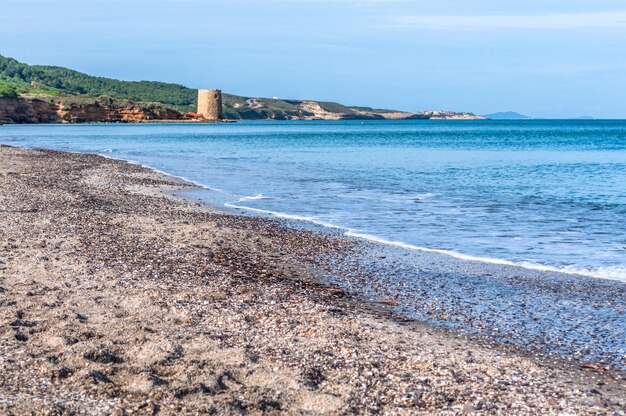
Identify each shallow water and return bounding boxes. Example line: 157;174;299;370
2;120;625;281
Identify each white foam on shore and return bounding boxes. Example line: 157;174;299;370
238;194;272;202
223;203;346;229
345;232;626;281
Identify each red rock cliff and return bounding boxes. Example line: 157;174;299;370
0;97;58;123
0;96;183;124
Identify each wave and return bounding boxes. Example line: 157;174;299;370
237;194;272;202
223;203;346;229
345;232;626;282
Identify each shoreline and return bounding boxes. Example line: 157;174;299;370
1;145;625;414
219;196;625;282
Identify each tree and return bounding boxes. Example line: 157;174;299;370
0;83;18;98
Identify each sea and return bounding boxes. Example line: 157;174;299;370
2;120;625;281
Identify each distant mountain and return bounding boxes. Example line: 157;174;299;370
483;111;530;120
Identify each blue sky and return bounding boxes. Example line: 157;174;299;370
2;0;626;118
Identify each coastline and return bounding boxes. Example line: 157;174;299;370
1;145;625;414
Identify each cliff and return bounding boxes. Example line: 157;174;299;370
0;97;57;123
0;96;183;124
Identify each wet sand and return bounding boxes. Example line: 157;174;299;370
318;240;626;371
0;145;625;415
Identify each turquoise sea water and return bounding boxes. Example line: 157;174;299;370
2;120;625;281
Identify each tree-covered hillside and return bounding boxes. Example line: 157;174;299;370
0;55;196;106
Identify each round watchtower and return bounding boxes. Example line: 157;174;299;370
197;89;223;121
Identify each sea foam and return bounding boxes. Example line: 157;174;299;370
345;232;626;281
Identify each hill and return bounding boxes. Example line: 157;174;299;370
0;55;484;122
483;111;530;120
0;55;196;110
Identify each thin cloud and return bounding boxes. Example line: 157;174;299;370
392;12;626;30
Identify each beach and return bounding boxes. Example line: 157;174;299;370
1;145;625;415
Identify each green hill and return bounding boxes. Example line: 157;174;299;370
0;55;195;108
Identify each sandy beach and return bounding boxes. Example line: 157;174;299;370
1;145;625;415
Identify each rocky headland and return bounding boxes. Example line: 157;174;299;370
0;95;486;124
1;55;486;123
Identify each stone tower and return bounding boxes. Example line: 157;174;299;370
197;89;223;121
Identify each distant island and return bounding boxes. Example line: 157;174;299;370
0;55;485;123
482;111;530;120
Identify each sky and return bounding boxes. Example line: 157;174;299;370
2;0;626;118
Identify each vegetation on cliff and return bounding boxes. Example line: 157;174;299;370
0;82;19;98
